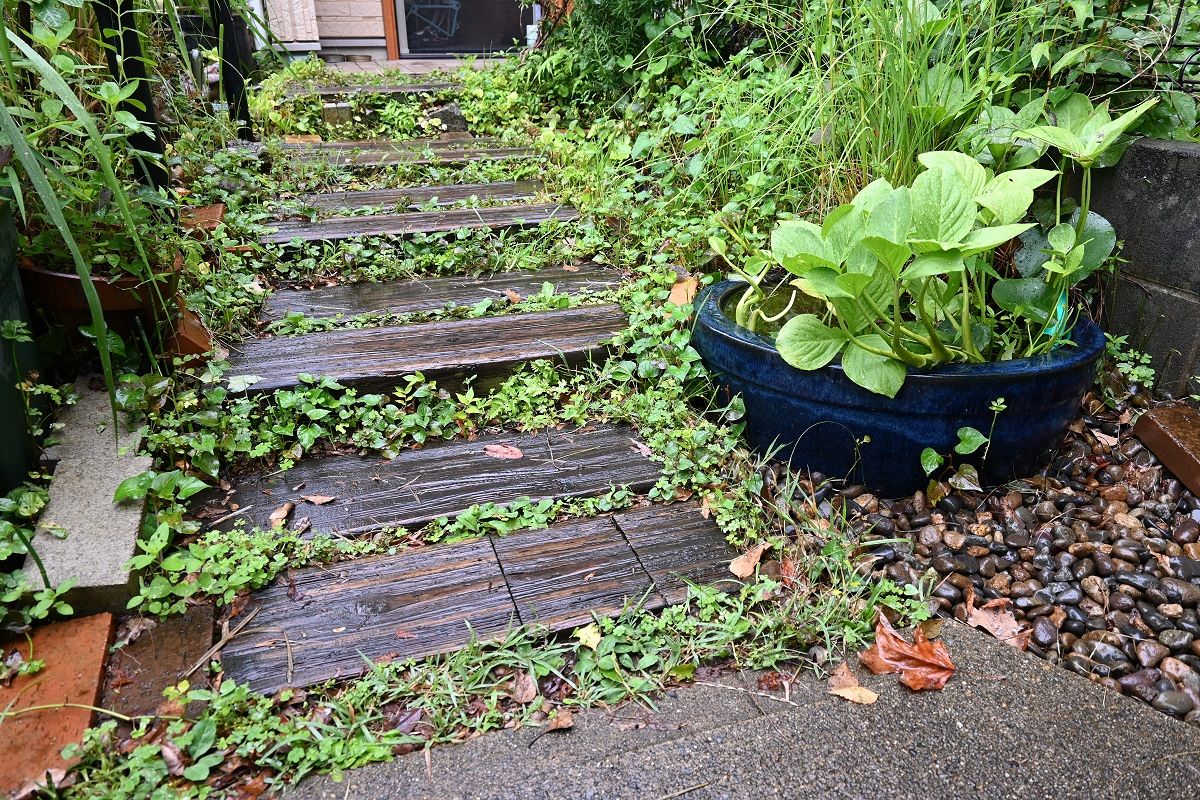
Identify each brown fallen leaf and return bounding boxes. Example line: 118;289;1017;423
510;670;539;704
964;590;1031;650
918;618;945;640
729;542;768;578
546;709;573;731
301;494;336;505
859;613;956;691
561;264;580;272
503;288;523;303
269;501;295;527
668;276;700;307
827;661;879;704
484;443;524;460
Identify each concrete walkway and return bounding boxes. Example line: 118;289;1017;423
286;622;1198;800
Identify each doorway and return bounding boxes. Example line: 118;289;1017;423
399;0;532;54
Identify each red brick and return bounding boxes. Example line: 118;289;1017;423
180;203;226;235
0;613;114;793
1134;404;1200;496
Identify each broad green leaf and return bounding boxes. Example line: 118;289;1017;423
822;204;868;264
901;250;965;280
836;272;874;296
954;427;989;455
1085;97;1158;159
1019;125;1085;158
800;267;853;299
1051;92;1094;133
771;220;828;270
1073;209;1117;275
909;166;975;247
850;178;894;212
670;114;698;136
864;186;912;245
917;151;988;197
992;277;1057;322
961;223;1035;255
1014;226;1050;276
920;447;945;476
776;315;848;370
1047;223;1076;253
1031;41;1051;68
842;335;907;398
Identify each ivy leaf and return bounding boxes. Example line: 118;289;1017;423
226;374;262;393
909;166;975;248
776;315;848;370
920;447;945;476
954;426;989;455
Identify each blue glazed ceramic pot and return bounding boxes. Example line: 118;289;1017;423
692;281;1106;497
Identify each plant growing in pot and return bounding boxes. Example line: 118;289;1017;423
693;96;1155;496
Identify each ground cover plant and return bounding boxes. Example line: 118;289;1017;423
4;0;1200;796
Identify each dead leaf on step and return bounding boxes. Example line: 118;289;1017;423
628;438;652;457
918;618;945;640
729;542;768;578
859;613;956;691
575;624;602;650
561;264;580;272
269;501;295;527
113;616;158;649
668;276;699;307
964;589;1031;650
503;288;522;304
827;662;879;704
484;443;524;460
1093;430;1120;447
301;494;336;505
510;671;539;704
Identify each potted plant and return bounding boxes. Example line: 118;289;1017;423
693;94;1155;496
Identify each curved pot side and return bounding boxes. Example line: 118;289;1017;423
693;281;1105;497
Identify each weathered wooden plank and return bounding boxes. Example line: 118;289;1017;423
614;503;733;604
225;304;626;394
260;202;577;245
220;538;515;693
261;263;619;321
286;146;537;168
283;81;458;99
277;135;500;152
492;517;660;631
216;424;660;536
289;180;544;213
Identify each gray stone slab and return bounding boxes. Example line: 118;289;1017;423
1105;273;1200;397
33;380;151;613
286;622;1200;800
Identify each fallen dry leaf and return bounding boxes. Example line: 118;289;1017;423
301;495;336;505
561;264;580;272
113;616;158;649
918;618;945;640
668;276;700;307
859;613;956;691
545;710;574;732
729;542;768;579
965;590;1031;650
827;662;879;704
575;624;602;650
269;501;295;527
503;288;523;303
484;443;524;460
628;438;652;457
510;670;539;704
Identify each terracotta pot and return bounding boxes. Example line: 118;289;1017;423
18;254;182;315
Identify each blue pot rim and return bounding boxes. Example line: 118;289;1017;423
697;280;1106;381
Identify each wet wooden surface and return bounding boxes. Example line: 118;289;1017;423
262;263;619;321
615;504;736;604
493;517;660;631
215;424;661;536
220;502;730;693
283;82;458;99
289;180;544;213
286;145;536;168
260;202;577;245
225;304;627;394
277;134;500;152
220;538;515;693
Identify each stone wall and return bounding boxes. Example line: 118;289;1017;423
1092;138;1200;397
313;0;385;40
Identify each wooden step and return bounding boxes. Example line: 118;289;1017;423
283;81;457;99
224;304;626;394
288;180;544;213
220;502;730;693
277;134;501;152
214;424;661;537
262;263;619;321
260;202;576;245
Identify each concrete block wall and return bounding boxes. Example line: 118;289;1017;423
314;0;386;55
1092;138;1200;397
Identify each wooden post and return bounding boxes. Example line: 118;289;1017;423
382;0;401;60
90;0;171;194
209;0;256;141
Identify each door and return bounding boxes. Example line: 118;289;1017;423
402;0;531;53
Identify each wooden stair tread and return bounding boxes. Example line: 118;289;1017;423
220;502;730;693
283;82;458;98
277;135;502;152
215;424;661;536
260;202;577;245
286;146;536;168
225;304;626;394
262;264;618;321
289;180;544;212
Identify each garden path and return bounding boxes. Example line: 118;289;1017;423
212;117;733;692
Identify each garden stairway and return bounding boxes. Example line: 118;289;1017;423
285;179;544;213
211;122;733;694
278;135;538;168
